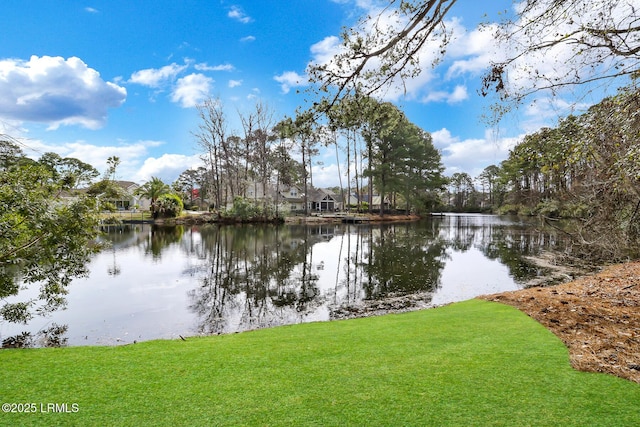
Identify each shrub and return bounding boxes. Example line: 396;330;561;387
101;215;122;225
518;206;535;216
223;197;261;220
222;197;284;222
497;204;520;215
560;202;591;219
101;201;117;212
156;194;184;218
536;199;561;218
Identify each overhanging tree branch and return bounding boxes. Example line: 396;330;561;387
311;0;640;119
309;0;458;107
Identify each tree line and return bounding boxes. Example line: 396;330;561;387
445;81;640;260
180;95;446;216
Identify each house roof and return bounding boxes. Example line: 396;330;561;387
307;188;338;202
113;180;139;192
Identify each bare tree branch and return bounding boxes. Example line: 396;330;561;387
310;0;640;119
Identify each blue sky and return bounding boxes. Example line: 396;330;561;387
0;1;614;187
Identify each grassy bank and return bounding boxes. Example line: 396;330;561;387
1;300;638;426
100;210;153;222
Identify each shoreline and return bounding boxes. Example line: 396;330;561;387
120;212;423;226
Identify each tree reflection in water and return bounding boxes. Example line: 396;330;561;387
2;215;574;347
186;225;323;335
185;222;450;335
186;216;571;337
361;222;447;299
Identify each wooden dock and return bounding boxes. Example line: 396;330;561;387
305;214;373;224
341;216;371;224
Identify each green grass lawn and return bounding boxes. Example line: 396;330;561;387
1;299;639;426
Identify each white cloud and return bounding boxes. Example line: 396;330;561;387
228;6;253;24
129;62;217;107
274;71;308;94
20;138;163;180
448;85;469;103
432;128;519;176
0;55;126;129
129;63;187;87
471;1;631;110
18;137;201;183
422;85;468;104
228;79;243;88
134;153;204;183
309;36;344;66
64;141;154;162
240;35;256;43
374;17;475;102
519;97;591;134
171;73;212;108
306;15;456;103
311;163;342;188
246;87;261;100
195;63;235;72
445;23;502;79
85;7;99;13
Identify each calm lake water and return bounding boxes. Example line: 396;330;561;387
1;214;566;347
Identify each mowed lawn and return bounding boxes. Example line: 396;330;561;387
1;299;639;426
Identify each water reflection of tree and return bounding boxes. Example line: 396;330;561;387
186;224;322;335
100;224;185;276
436;215;571;283
477;223;570;282
2;224;151;349
438;215;484;251
183;222;451;334
359;222;447;299
1;322;69;349
142;225;185;259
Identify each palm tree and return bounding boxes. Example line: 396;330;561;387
136;177;171;218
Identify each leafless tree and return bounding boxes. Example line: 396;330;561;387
239;100;277;214
194;97;228;209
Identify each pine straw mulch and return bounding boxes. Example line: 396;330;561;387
479;261;640;383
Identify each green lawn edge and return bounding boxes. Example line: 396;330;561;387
1;299;638;426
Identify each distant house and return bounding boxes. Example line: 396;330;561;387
308;188;338;212
105;181;151;211
344;194;360;209
274;186;340;213
275;185;305;212
369;195;390;212
242;183;341;213
58;180;150;211
188;188;207;209
246;181;271;202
